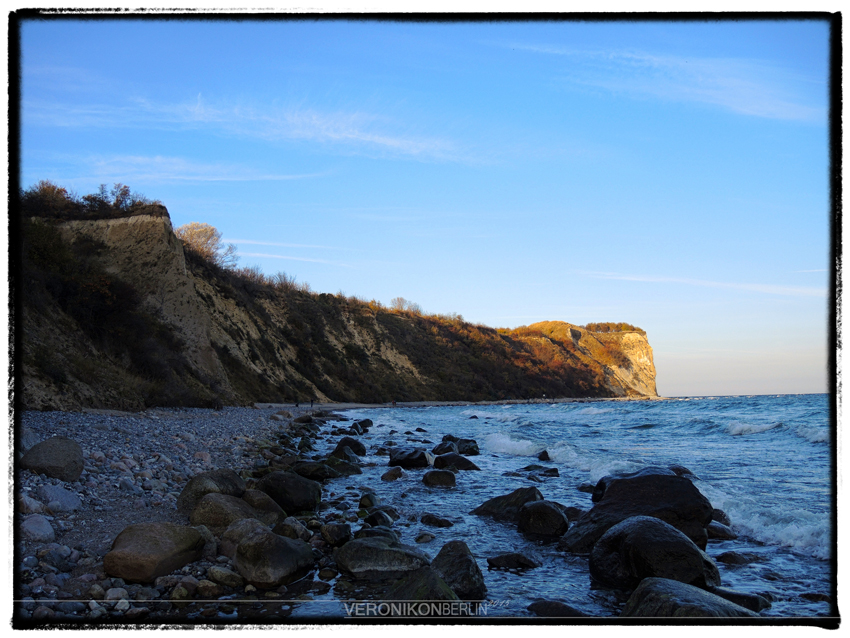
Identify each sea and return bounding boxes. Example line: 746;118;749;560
296;393;836;620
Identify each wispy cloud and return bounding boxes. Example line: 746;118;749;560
228;239;338;250
24;91;465;162
504;43;825;122
579;271;827;298
75;154;326;183
238;252;351;267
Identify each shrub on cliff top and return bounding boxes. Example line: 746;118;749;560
175;222;238;269
19;180;164;221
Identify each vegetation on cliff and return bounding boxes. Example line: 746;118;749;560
17;182;657;410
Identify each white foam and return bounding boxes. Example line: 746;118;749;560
699;483;830;560
726;420;781;436
795;425;829;443
481;432;542;456
574;406;615;416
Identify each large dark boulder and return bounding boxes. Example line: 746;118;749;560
320;523;353;548
234;526;315;588
431;540;487;600
433;453;480;471
486;552;541;570
620;578;759;618
325;456;363;476
103;523;204;583
432;441;458;455
589;515;720;590
176;468;246;515
189;493;265;531
334;537;431;580
292;461;341;482
705;586;771;613
332;436;367;457
21;437;84;482
441;435;480;455
256;471;322;514
471;487;543;522
559;474;713;553
592;466;677;503
423;469;456;487
517;501;570;538
388;447;433;469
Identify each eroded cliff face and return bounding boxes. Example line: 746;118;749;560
20;211;658;410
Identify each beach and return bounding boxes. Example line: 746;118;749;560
15;395;834;623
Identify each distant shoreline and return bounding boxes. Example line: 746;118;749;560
256;395;667;413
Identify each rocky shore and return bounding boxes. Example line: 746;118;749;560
16;401;773;625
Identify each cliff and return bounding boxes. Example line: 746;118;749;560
18;209;658;411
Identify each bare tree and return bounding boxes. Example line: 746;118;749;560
175;222;238;269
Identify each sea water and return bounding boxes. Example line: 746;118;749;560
300;394;836;619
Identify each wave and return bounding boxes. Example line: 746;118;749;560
481;432;543;457
795;425;829;444
699;484;830;560
726;420;783;436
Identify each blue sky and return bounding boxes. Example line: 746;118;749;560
18;17;833;397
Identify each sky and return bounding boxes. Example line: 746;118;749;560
15;15;834;397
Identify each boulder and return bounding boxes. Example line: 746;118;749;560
19;427;41;453
707;521;737;540
471;487;543;522
386;566;459;604
421;513;453;528
559;474;713;553
332;436;367;457
334;536;431;579
103;523;204;583
455;439;480;456
176;468;246;515
324;456;363;476
588;516;721;590
234;526;315;588
359;492;381;509
705;586;771;612
219;518;269;559
189;493;265;531
256;471;322;513
369;505;400;521
364;509;394;527
486;552;541;570
527;600;587;617
353;419;372;432
320;523;352;547
292;461;341;482
517;500;570;538
388;447;434;469
431;540;486;600
712;508;732;526
354;526;400;543
433;453;480;471
37;484;82;513
331;446;361;465
620;578;759;618
381;467;404;481
273;517;312;542
21;437;84;482
20;514;55;542
432;441;458;455
592;466;677;503
207;565;244;588
423;470;456;487
240;489;288;525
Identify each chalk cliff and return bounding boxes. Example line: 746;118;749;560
19;209;658;410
